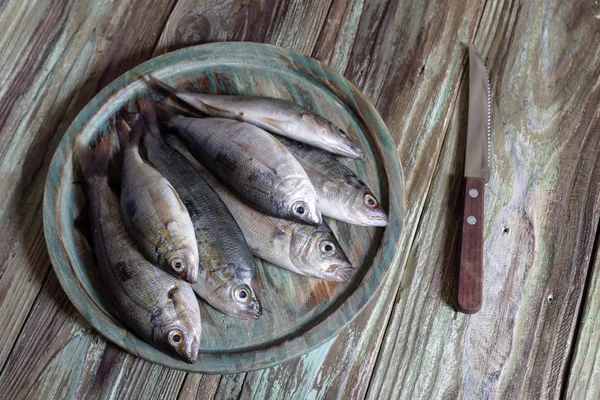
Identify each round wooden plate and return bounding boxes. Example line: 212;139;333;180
43;42;405;374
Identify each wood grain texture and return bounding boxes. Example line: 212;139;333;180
565;218;600;399
1;0;600;398
365;0;600;398
0;0;179;396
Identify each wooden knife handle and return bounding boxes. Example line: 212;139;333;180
457;177;485;314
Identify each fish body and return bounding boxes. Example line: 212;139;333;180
167;136;353;282
147;75;363;159
164;115;321;225
116;118;199;283
277;136;387;226
138;102;261;320
77;138;201;363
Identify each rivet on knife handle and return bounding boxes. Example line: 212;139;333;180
457;177;484;313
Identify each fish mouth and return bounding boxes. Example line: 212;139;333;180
234;305;262;320
367;214;388;227
337;141;364;159
184;337;200;364
299;208;322;225
326;265;355;282
181;268;198;284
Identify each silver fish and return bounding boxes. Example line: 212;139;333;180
147;75;364;159
116;118;199;283
167;135;353;282
277;136;387;226
161;113;321;225
138;100;261;320
77;137;201;363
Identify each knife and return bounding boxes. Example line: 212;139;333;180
457;45;491;314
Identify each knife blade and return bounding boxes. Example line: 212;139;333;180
457;44;491;314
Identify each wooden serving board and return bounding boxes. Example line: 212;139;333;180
42;42;405;374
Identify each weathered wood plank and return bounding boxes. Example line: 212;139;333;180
153;0;290;56
0;0;179;396
565;225;600;399
312;0;364;73
178;374;221;400
0;273;104;399
366;0;600;398
1;0;598;399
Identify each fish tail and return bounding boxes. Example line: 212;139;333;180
116;115;144;151
76;135;111;180
137;95;160;140
146;74;204;119
153;101;185;128
146;74;179;97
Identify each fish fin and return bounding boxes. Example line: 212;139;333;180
76;135;111;180
271;226;287;242
168;184;188;213
257;115;286;128
146;74;222;115
137;95;160;140
153;102;181;127
193;98;228;113
146;74;179;97
232;137;281;175
115;115;144;152
74;201;91;242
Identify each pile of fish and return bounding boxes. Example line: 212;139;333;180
76;75;387;363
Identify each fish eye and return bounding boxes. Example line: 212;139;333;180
364;193;378;208
168;329;184;345
337;128;348;137
320;240;336;256
292;201;308;217
234;286;251;303
171;258;184;272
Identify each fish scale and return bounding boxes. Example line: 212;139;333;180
140;104;262;320
276;136;388;227
147;75;364;159
78;140;201;363
165;115;322;225
117;118;199;284
167;135;354;282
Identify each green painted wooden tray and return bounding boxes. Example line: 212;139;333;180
43;42;405;374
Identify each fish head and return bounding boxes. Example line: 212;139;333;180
205;264;262;320
309;114;364;159
282;177;322;225
227;278;262;320
156;286;202;364
161;326;201;363
347;188;388;227
167;245;200;284
290;224;354;282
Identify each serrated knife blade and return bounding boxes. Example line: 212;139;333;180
457;44;491;315
465;45;491;182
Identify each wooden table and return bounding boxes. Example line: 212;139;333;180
0;0;599;398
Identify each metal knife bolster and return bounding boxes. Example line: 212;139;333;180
457;45;491;314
